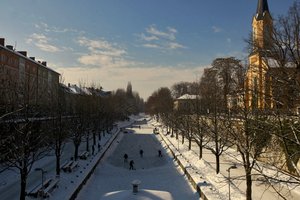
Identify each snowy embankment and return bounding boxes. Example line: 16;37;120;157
151;120;245;200
152;120;300;200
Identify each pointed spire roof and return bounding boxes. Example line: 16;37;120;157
256;0;270;20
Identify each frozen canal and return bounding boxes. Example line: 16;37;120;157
76;122;199;200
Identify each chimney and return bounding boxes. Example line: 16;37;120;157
0;38;4;46
6;45;13;50
18;51;27;57
42;61;47;66
30;57;35;61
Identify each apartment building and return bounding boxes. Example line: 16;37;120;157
0;38;60;115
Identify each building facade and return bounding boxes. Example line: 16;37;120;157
0;38;60;115
174;94;199;114
245;0;273;110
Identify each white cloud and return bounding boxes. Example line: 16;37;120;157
146;25;176;41
34;22;82;34
77;36;134;68
138;25;186;51
26;33;61;52
167;42;186;50
167;27;178;34
143;43;162;49
139;33;159;41
212;26;222;33
78;37;126;57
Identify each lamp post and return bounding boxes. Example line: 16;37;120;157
227;165;237;200
35;168;46;196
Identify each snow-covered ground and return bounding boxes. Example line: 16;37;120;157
151;120;300;200
76;120;199;200
2;114;299;200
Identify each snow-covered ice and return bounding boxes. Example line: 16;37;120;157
76;121;199;200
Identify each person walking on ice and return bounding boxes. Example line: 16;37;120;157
124;153;128;163
129;160;135;170
139;149;144;158
158;150;163;157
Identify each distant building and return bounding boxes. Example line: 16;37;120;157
0;38;60;114
60;83;112;114
173;94;199;114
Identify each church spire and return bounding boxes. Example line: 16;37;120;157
256;0;270;20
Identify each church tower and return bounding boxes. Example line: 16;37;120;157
245;0;273;110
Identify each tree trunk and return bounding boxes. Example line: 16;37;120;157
20;167;28;200
188;135;192;150
199;137;203;159
216;153;220;174
246;169;252;200
215;132;220;174
93;130;96;145
74;144;79;161
86;132;89;152
98;131;101;141
55;147;61;176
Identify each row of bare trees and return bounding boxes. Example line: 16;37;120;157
145;2;300;200
0;74;143;200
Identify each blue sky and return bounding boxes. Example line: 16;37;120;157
0;0;295;99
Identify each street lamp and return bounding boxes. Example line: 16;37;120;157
227;164;237;200
35;168;47;196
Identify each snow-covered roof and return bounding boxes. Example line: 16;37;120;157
177;94;198;100
61;84;111;97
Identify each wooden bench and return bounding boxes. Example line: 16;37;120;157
61;160;73;172
69;161;78;172
27;178;52;198
42;178;59;198
61;160;78;172
79;151;90;160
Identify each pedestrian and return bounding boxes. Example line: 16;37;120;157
129;160;135;170
139;149;144;158
124;153;128;163
158;150;162;157
92;145;95;155
98;143;101;152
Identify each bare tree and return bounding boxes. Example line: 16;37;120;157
50;81;70;176
199;66;232;174
145;87;173;122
